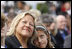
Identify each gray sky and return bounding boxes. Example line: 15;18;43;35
24;1;46;9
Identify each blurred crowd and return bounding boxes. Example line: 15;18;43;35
1;1;71;48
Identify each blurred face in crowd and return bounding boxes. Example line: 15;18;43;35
64;2;71;10
34;30;48;48
17;1;24;9
16;14;34;38
43;23;52;31
24;5;30;11
56;15;67;30
49;23;55;31
42;23;49;30
50;5;56;11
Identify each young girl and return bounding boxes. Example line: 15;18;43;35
31;25;54;48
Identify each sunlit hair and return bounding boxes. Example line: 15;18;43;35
29;9;41;24
6;11;35;36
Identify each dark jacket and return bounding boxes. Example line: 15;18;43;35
55;29;68;48
5;35;35;48
50;34;56;47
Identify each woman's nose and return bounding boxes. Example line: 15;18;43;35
26;23;30;27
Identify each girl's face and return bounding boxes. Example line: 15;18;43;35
16;14;34;38
34;30;48;48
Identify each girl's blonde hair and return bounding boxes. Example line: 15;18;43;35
6;11;36;36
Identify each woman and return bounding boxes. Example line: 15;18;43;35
5;11;35;48
31;25;54;48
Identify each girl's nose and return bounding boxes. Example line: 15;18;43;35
38;38;42;43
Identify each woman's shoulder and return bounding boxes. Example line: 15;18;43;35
5;35;14;48
5;35;21;48
5;35;16;43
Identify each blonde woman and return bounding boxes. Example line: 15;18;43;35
5;11;36;48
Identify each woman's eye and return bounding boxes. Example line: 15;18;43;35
22;21;27;24
30;23;34;27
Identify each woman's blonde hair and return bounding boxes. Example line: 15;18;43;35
6;11;36;36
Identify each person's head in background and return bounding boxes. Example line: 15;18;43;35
49;4;56;12
41;14;55;35
31;25;54;48
29;9;41;25
59;12;71;32
7;7;17;28
24;5;31;11
61;1;71;16
56;15;67;30
1;13;7;37
16;1;26;10
63;1;71;11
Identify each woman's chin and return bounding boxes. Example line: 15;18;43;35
20;33;32;38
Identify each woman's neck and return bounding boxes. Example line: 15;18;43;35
15;33;28;48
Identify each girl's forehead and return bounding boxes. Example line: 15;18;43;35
36;30;44;33
36;30;45;35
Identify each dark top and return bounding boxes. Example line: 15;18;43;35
50;34;56;47
5;35;35;48
55;29;68;48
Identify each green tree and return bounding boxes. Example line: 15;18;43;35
37;3;49;14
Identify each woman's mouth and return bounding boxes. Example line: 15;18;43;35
22;26;32;32
26;29;30;32
23;29;30;32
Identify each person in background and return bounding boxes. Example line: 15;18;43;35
6;7;17;32
62;1;71;16
24;5;31;11
55;15;68;48
41;14;56;47
16;1;26;14
63;34;71;48
49;4;57;18
1;13;7;48
29;9;41;25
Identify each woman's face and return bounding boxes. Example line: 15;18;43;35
16;14;34;38
34;30;48;48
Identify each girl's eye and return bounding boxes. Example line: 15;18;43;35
40;35;44;39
